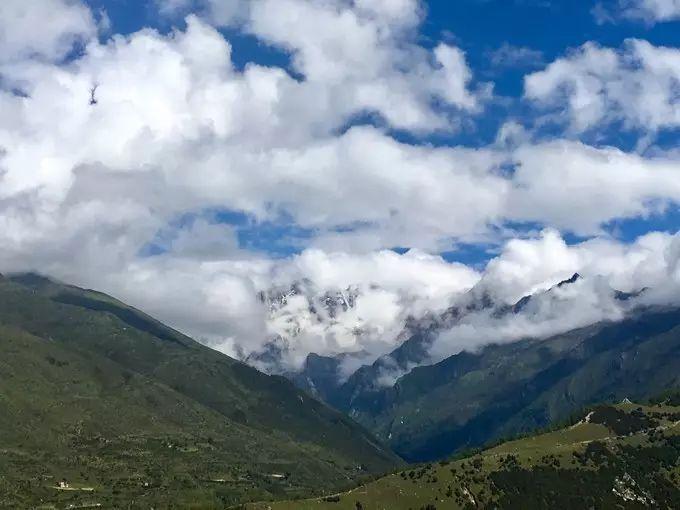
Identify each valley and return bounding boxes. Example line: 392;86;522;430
276;276;680;462
1;272;678;508
2;0;680;508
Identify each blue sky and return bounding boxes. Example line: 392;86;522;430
88;0;680;93
83;0;680;264
2;0;680;361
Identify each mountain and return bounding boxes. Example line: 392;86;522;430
324;274;585;407
338;305;680;462
281;274;680;462
0;273;402;508
246;396;680;509
288;285;492;407
284;274;534;401
244;279;448;380
245;281;364;374
244;275;499;401
289;275;564;408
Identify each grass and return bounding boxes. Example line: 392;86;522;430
243;399;680;509
0;274;402;509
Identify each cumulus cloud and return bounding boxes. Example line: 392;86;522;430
42;247;480;369
0;0;97;63
596;0;680;24
0;11;498;239
508;140;680;235
261;249;480;364
156;0;249;25
478;229;677;302
159;0;488;131
525;39;680;136
428;229;680;364
0;0;679;377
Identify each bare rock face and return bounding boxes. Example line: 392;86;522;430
613;473;655;506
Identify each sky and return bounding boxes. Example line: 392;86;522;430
0;0;679;373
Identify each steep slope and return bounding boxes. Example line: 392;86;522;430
290;288;489;407
324;275;583;411
341;306;680;461
248;398;680;509
281;273;680;463
0;274;401;508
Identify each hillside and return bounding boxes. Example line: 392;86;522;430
243;272;680;466
0;274;402;509
318;303;680;462
246;398;680;509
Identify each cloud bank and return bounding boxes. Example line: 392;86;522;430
0;0;97;63
0;0;679;377
428;229;680;365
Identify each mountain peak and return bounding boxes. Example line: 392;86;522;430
9;272;55;288
0;275;402;506
557;272;581;287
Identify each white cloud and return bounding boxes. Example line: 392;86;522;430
479;229;676;303
525;39;680;135
27;245;480;369
247;0;486;130
508;140;680;235
0;8;508;250
249;249;481;369
157;0;249;25
488;43;544;69
1;1;680;377
158;0;487;132
430;278;627;364
2;6;674;267
598;0;680;24
428;229;680;364
0;0;97;63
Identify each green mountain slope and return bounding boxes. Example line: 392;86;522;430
0;274;401;509
247;398;680;509
340;307;680;462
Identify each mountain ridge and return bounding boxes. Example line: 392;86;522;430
343;305;680;461
275;273;679;462
0;273;402;508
